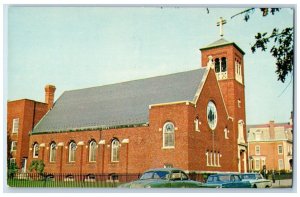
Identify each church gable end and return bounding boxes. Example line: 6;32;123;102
187;66;235;172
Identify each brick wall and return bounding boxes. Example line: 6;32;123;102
7;99;48;168
28;68;242;174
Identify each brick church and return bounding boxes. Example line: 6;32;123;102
18;22;248;175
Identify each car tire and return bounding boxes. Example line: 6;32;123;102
253;184;257;188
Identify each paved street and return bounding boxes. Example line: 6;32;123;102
271;179;292;188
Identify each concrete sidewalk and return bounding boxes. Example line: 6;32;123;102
271;179;293;188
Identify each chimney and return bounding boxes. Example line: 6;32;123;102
269;120;275;139
289;111;293;125
45;85;56;110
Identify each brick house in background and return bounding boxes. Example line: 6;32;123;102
26;37;248;176
247;115;293;172
7;85;56;172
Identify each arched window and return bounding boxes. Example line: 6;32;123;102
33;142;39;158
69;141;77;162
49;142;56;162
89;140;97;162
221;57;227;72
163;122;175;148
215;58;220;73
111;139;120;162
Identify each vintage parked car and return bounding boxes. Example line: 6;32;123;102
118;168;216;188
204;173;252;188
239;173;272;188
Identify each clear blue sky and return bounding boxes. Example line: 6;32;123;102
6;6;294;125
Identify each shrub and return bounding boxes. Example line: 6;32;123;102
7;162;18;178
29;160;45;174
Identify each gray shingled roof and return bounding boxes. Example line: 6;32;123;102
32;69;207;133
204;38;231;48
200;38;245;55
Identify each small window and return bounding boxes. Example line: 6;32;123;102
12;118;19;134
111;139;120;162
215;58;220;73
255;159;260;170
10;158;16;165
11;141;17;152
33;143;39;158
255;145;260;155
221;57;227;72
278;145;283;154
163;122;175;148
89;140;97;162
69;141;77;162
49;142;57;162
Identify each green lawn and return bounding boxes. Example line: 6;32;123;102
7;179;123;188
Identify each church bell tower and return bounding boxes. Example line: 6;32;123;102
200;17;247;172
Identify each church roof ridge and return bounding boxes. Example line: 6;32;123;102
64;68;206;94
32;68;207;133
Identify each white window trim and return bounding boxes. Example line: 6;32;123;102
12;118;19;134
255;145;260;155
111;139;120;162
89;141;97;162
255;159;260;171
10;158;16;165
162;122;175;148
33;143;39;158
278;145;283;155
49;143;56;163
69;142;76;163
11;141;17;152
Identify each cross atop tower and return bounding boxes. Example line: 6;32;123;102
217;17;227;37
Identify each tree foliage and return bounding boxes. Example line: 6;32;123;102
232;8;294;83
7;161;18;178
29;160;45;174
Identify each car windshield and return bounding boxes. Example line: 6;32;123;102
240;174;261;180
207;175;231;183
218;175;231;182
140;171;170;180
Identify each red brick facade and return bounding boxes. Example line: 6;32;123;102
28;68;241;174
10;41;248;175
247;121;293;172
7;99;49;171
